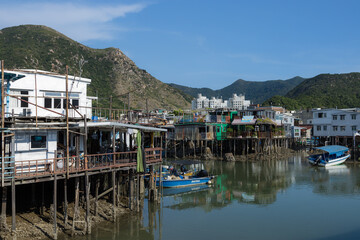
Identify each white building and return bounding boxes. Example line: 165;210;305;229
312;108;360;137
228;94;251;110
192;93;250;110
191;94;209;109
3;69;93;118
276;113;295;137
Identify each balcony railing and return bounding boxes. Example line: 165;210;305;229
6;148;162;180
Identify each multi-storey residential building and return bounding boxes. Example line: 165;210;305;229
228;94;251;110
192;93;250;110
312;108;360;137
191;94;209;109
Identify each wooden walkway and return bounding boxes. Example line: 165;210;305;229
2;147;162;186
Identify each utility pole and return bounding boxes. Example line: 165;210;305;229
109;95;112;120
128;92;131;122
66;66;70;179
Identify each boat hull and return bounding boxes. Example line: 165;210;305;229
308;154;350;167
156;176;213;188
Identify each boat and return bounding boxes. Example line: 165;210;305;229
162;185;211;196
156;175;214;188
156;169;215;188
308;145;350;167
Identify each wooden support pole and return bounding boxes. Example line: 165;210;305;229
41;182;45;215
53;175;57;240
164;133;167;158
1;60;5;187
113;126;116;165
182;140;185;157
136;174;140;212
72;177;79;236
221;140;223;159
0;187;6;230
85;173;91;234
64;178;68;226
112;171;116;222
65;66;70;179
11;178;15;233
174;140;177;158
95;177;99;216
129;170;133;210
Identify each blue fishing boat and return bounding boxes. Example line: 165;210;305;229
156;175;214;188
308;145;350;167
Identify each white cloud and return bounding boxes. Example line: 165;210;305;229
0;2;148;41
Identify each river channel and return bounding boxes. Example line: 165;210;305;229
70;153;360;240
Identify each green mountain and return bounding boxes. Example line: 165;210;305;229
0;25;192;110
263;73;360;110
169;77;304;104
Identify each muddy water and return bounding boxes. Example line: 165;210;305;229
66;154;360;240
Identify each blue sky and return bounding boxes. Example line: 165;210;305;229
1;0;360;89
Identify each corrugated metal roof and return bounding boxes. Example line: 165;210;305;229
78;121;167;132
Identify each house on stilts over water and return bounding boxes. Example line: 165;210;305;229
0;64;165;238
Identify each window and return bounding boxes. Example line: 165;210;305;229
333;115;337;120
31;136;46;149
352;114;356;120
54;99;61;108
340;126;346;131
44;98;52;108
20;91;28;107
63;99;68;109
323;126;327;131
340;115;345;120
333;126;338;131
352;126;357;131
72;99;79;109
316;126;321;131
318;113;324;118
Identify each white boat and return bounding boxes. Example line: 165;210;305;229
308;145;350;167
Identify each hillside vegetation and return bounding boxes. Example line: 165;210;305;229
263;73;360;110
0;25;192;110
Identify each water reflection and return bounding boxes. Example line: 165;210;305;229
71;154;360;240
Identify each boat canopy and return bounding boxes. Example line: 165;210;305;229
315;145;348;154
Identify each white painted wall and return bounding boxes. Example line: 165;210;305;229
313;108;360;137
14;130;57;162
5;70;93;118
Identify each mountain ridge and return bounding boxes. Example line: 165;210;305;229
0;25;192;110
169;76;305;104
263;72;360;110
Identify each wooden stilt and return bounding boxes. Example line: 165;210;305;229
95;177;99;216
174;140;177;158
129;170;133;210
137;174;140;212
64;178;68;226
182;140;185;158
85;173;91;234
53;175;57;240
221;140;223;159
40;182;45;215
112;171;116;221
0;187;7;230
11;178;15;233
72;177;79;236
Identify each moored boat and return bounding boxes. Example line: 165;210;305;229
156;175;214;188
308;145;350;167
